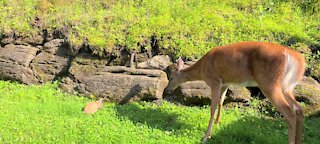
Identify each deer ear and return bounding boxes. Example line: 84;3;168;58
174;63;180;71
174;58;184;71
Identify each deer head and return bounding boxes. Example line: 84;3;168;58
166;58;185;91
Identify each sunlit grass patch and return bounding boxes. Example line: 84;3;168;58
0;80;319;143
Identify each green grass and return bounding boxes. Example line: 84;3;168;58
0;0;319;58
1;0;319;77
0;80;319;143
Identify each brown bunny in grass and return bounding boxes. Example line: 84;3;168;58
83;97;105;114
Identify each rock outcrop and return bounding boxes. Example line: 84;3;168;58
0;44;39;84
0;38;319;111
165;80;252;106
59;53;169;104
294;77;320;116
30;39;73;82
137;55;172;70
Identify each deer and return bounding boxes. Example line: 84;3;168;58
165;41;305;144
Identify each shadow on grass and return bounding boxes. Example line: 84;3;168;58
115;84;320;143
207;116;287;144
115;84;192;133
114;104;319;143
114;103;192;132
207;116;320;144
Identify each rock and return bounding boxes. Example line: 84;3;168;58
107;47;131;66
0;44;39;84
31;52;70;82
0;44;38;67
43;39;73;56
294;76;320;105
226;86;252;103
30;39;72;82
166;80;251;106
44;39;65;50
135;52;150;63
0;31;15;45
63;54;168;104
134;45;152;64
177;81;211;105
68;52;109;76
59;77;77;93
15;35;44;46
137;55;172;70
1;37;14;45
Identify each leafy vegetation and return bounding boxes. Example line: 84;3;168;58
0;0;319;58
0;80;319;143
0;1;319;143
1;0;319;77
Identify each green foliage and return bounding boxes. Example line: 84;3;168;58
0;0;319;58
0;0;39;35
0;80;319;143
306;50;320;77
291;43;320;78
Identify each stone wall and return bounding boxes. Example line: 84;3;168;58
0;38;320;116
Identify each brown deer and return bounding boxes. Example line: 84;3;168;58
166;42;305;144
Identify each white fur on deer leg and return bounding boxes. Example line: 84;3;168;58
293;104;299;112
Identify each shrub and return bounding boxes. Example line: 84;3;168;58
0;0;319;59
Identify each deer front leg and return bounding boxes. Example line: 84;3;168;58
215;86;228;124
202;84;221;144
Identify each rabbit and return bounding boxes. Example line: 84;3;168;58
83;97;105;114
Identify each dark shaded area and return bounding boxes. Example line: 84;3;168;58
163;87;211;107
151;35;160;56
247;87;265;99
52;41;75;81
209;116;319;144
208;116;285;144
119;84;142;104
114;103;192;133
118;83;161;105
52;27;69;39
296;96;311;104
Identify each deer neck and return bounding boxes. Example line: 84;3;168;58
180;60;203;82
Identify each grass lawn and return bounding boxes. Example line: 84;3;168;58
0;80;319;144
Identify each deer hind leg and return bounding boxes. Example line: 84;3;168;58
283;90;303;144
202;82;222;144
215;86;228;124
259;83;297;144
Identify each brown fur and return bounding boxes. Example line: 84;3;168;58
166;41;305;144
83;98;105;114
